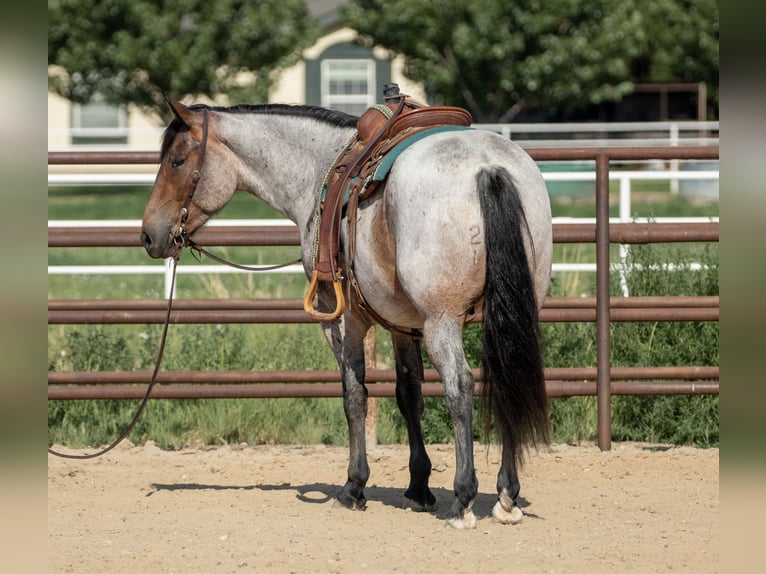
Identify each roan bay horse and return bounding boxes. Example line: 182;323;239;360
141;98;552;529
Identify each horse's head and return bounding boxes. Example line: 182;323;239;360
141;98;236;258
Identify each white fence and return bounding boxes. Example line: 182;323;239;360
47;120;719;151
475;121;719;148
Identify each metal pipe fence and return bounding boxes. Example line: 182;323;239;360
48;146;719;450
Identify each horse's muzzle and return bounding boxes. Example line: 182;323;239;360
140;226;174;259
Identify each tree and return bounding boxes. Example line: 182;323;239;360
48;0;319;124
629;0;719;118
342;0;718;122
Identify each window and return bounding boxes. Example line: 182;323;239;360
321;59;376;116
305;41;391;116
71;100;128;145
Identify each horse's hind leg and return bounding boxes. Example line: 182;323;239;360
493;443;525;524
423;316;478;529
391;332;436;511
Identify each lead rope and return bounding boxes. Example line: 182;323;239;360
186;240;301;272
48;107;304;458
48;108;212;460
48;246;182;459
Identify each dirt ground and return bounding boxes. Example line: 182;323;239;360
48;441;718;573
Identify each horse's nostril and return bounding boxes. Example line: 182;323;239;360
140;231;152;248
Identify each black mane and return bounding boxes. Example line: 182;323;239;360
209;103;359;128
160;103;358;160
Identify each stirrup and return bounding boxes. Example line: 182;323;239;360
303;270;345;321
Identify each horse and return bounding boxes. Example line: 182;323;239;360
141;98;552;529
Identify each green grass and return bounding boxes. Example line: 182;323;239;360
48;184;719;449
48;185;282;220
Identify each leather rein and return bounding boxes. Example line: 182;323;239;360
47;111;212;460
173;108;300;271
48;110;297;460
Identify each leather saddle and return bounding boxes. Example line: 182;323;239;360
304;83;472;322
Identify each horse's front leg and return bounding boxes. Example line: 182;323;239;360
321;311;370;511
391;332;436;511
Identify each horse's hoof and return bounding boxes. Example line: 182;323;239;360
403;496;437;513
403;487;437;512
333;495;367;511
445;507;477;529
492;500;524;524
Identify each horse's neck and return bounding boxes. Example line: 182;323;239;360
221;113;354;229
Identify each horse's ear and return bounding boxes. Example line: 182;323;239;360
165;96;194;127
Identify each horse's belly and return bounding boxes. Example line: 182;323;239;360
349;202;427;329
351;241;426;329
354;266;426;329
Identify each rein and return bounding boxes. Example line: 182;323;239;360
48;250;182;459
49;108;303;459
186;240;302;272
47;111;211;460
49;110;199;459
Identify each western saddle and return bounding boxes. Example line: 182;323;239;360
303;83;473;323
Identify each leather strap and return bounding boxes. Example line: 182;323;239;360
306;98;473;327
172;108;210;246
314;97;407;282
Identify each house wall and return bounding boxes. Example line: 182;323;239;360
47;93;72;150
48;92;164;150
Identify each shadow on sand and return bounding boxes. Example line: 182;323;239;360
148;480;540;522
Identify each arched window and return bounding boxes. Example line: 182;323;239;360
305;41;391;116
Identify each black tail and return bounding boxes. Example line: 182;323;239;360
478;166;549;468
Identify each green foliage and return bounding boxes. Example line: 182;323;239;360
48;326;154;447
548;397;599;444
48;0;320;123
145;397;349;449
48;184;153;220
629;0;719;113
607;242;719;447
48;322;346;448
545;240;718;446
612;243;718;369
611;395;718;447
343;0;718;121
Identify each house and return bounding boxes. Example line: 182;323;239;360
47;0;425;151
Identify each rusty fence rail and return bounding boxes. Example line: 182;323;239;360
48;146;719;450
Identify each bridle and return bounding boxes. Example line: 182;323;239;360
49;108;303;459
48;108;303;459
171;108;210;249
168;108;301;270
49;110;209;460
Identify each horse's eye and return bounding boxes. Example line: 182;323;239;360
171;157;185;168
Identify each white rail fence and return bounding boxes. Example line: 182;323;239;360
49;169;719;298
47;121;720;151
475;121;719;148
